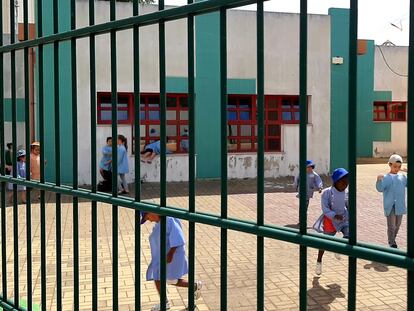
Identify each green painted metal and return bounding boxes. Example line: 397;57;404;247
256;1;264;310
348;1;358;310
23;0;33;310
219;7;228;311
299;1;308;310
70;0;79;309
187;0;196;309
133;1;141;310
35;0;47;309
52;0;63;308
9;0;19;307
88;0;98;309
109;0;119;309
0;1;5;303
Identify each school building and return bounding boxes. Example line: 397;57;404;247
2;2;409;184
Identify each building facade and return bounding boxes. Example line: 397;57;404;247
2;2;407;184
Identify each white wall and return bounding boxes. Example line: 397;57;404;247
74;2;331;184
227;11;331;175
373;46;408;157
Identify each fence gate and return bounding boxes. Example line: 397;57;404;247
0;0;414;310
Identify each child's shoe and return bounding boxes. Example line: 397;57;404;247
194;281;203;300
315;262;322;275
151;301;171;311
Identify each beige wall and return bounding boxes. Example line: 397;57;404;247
373;46;408;157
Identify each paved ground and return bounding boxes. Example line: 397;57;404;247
0;163;409;310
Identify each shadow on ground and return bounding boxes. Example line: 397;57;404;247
307;277;345;310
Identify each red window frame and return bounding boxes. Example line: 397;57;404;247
227;95;304;152
97;92;189;154
97;92;133;125
139;93;189;154
227;95;257;152
373;101;406;122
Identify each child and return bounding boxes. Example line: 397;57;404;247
117;135;129;195
30;142;41;180
5;142;12;175
141;140;161;164
376;154;407;248
293;160;323;222
313;168;349;275
30;142;42;200
141;212;202;311
98;137;112;192
8;149;27;204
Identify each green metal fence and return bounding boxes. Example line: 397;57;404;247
0;0;413;310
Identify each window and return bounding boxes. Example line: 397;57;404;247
227;95;256;152
97;92;189;154
373;101;406;121
227;95;305;152
139;93;189;154
97;92;133;124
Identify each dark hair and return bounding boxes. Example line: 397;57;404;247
118;134;128;151
106;137;112;143
6;143;12;149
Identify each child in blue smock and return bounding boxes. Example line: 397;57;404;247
293;160;323;223
313;168;349;275
376;154;407;248
117;135;129;194
141;212;203;311
7;149;27;204
100;137;112;174
141;140;161;164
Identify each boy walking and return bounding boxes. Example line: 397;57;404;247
376;154;407;248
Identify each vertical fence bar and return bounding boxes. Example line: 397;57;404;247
109;0;119;309
23;0;33;309
10;0;19;306
187;0;196;309
219;7;228;311
348;0;358;310
256;1;265;310
89;0;98;309
407;1;414;309
36;0;47;308
0;0;6;302
158;0;168;309
52;0;62;307
299;1;308;310
132;0;141;310
70;0;80;309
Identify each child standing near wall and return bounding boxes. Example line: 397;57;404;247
98;137;112;192
117;135;129;195
8;149;27;204
141;212;203;311
30;142;42;200
293;160;323;224
376;154;407;248
313;168;349;275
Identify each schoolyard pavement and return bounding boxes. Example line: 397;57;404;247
0;164;408;310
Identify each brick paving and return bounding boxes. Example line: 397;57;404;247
0;163;409;310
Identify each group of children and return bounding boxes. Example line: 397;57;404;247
99;135;130;194
296;155;407;276
4;141;42;204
